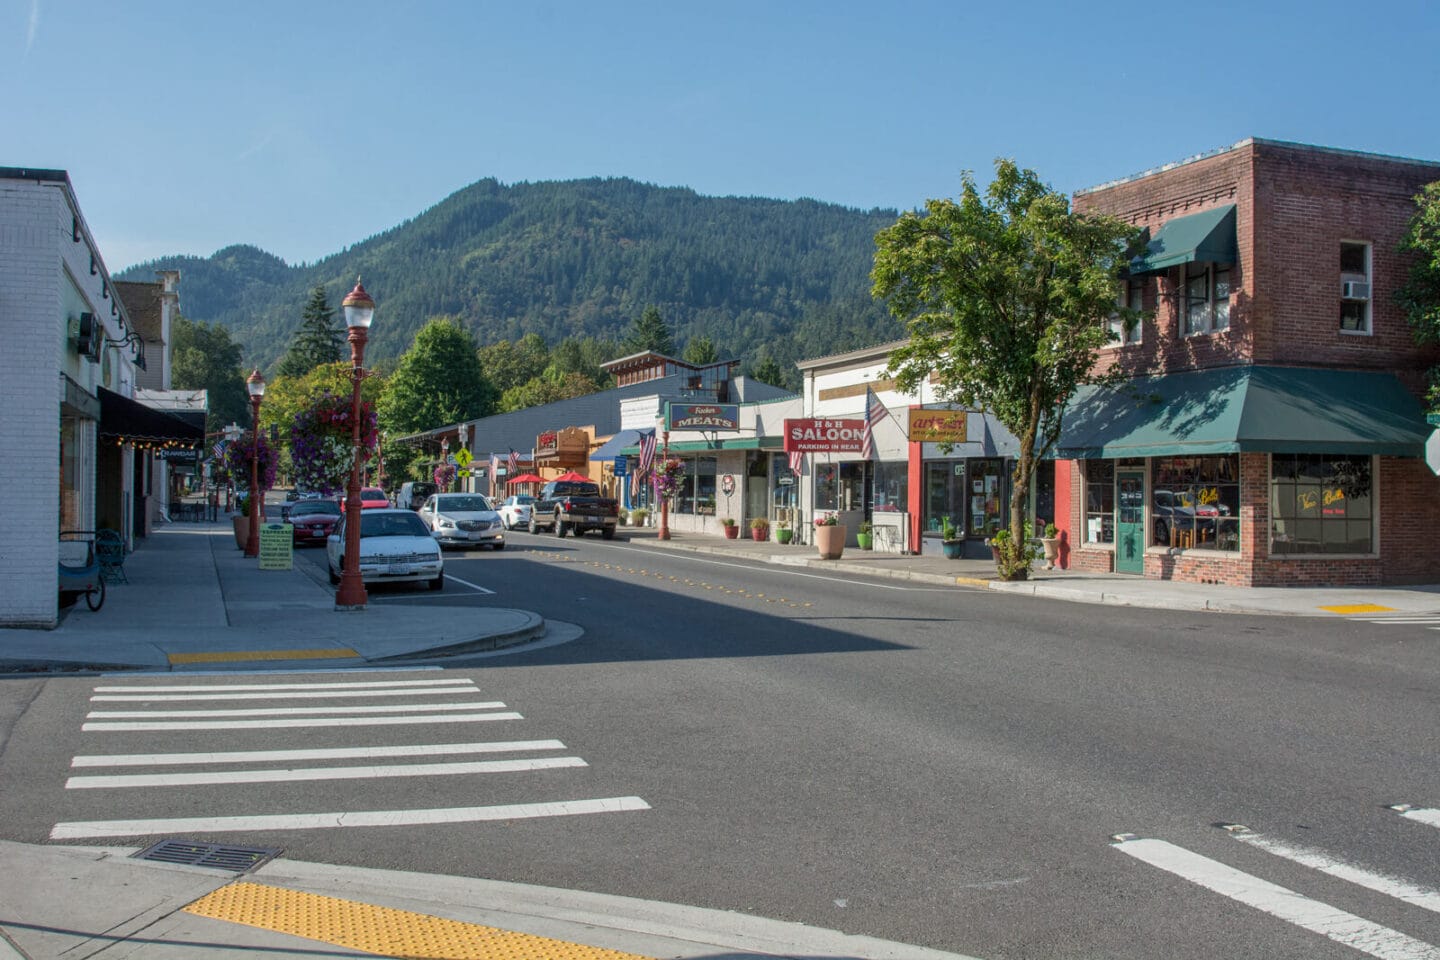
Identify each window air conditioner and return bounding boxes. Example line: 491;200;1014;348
76;312;101;363
1341;281;1371;301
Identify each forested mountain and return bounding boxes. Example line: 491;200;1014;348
118;177;905;378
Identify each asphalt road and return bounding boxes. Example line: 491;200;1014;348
1;531;1436;960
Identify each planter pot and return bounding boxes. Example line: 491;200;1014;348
856;533;873;550
776;529;793;544
942;539;964;560
1041;537;1060;569
723;525;739;539
231;514;249;551
815;524;846;560
751;527;769;542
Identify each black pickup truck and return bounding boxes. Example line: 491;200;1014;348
529;480;619;538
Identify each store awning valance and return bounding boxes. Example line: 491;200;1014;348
590;428;652;461
616;436;784;454
1054;366;1433;460
98;387;205;446
1129;204;1237;275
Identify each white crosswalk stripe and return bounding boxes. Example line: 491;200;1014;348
1112;833;1440;960
52;676;649;840
1348;617;1440;626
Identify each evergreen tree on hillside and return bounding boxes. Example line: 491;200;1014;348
683;335;718;365
748;355;790;390
276;285;342;378
623;306;675;356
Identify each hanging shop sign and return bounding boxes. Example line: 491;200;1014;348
666;403;739;431
783;418;864;453
908;409;969;444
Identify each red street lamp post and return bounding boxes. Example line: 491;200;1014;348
244;369;266;557
335;280;375;610
658;428;671;541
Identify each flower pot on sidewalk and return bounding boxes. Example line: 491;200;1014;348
231;514;248;551
723;523;739;539
815;523;846;560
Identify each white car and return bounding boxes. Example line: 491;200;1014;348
419;493;505;550
496;494;535;531
327;508;444;591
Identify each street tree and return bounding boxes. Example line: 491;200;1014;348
872;159;1139;579
623;305;676;356
275;285;343;379
1398;179;1440;409
170;313;249;432
378;317;496;435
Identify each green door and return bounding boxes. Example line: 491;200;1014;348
1115;470;1145;574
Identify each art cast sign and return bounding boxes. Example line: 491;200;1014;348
908;409;968;444
783;418;864;453
667;403;739;430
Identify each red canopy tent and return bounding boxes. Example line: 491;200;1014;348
507;473;544;484
553;471;589;483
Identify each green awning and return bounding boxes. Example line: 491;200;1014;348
618;436;784;455
1129;204;1237;275
1055;366;1432;459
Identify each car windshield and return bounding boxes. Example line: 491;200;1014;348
437;496;490;512
362;489;386;499
292;501;340;516
359;513;430;538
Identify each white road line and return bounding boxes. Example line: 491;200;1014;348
1349;618;1440;625
82;711;523;732
92;679;475;693
86;701;505;719
67;755;588;789
1394;807;1440;830
1228;830;1440;915
91;686;479;702
71;739;566;768
442;573;495;593
1112;836;1440;960
49;796;652;839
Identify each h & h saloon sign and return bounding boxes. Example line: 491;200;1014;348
784;418;864;453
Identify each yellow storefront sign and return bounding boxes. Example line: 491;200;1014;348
908;409;968;443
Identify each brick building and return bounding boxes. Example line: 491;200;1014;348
1052;139;1440;586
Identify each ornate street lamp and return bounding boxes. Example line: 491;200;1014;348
336;279;375;610
244;369;266;557
658;426;671;541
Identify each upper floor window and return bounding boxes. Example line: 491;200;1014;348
1109;279;1145;345
1339;242;1372;334
1183;263;1231;336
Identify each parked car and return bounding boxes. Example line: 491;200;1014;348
326;508;443;591
343;487;391;511
530;480;618;538
419;493;505;550
398;480;437;511
496;494;535;531
287;498;341;547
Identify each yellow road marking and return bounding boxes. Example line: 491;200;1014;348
1318;604;1397;615
184;881;655;960
167;648;357;664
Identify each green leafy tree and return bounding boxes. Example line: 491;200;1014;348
623;305;675;356
378;317;496;435
683;335;718;365
1398;180;1440;409
259;361;386;451
275;285;343;378
170;313;249;432
478;333;550;393
500;371;603;412
546;336;614;385
872;159;1139;580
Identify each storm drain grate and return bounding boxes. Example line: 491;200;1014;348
131;838;282;873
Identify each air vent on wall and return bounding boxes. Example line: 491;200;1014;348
1341;280;1371;301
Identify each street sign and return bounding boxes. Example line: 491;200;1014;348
1428;413;1440;426
613;456;628;476
446;454;457;466
455;448;472;466
458;468;470;478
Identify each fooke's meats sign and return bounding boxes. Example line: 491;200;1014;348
784;418;864;453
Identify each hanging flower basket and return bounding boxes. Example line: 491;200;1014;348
651;457;685;499
223;431;278;495
289;392;378;496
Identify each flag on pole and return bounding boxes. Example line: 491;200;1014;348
634;430;658;496
507;448;519;477
211;440;227;460
860;386;891;460
788;448;805;476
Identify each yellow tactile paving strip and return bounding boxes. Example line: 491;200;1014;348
1318;604;1397;615
184;880;656;959
168;648;358;664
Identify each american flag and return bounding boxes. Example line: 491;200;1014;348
788;448;805;476
860;386;890;460
634;430;658;496
211;440;227;459
507;448;519;477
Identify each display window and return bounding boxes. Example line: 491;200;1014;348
1150;455;1240;550
1084;460;1114;544
1270;454;1372;554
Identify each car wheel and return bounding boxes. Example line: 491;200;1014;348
555;517;567;537
601;526;615;540
528;516;538;535
328;564;340;585
492;542;505;551
429;572;444;591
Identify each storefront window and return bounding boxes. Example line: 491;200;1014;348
1271;454;1372;554
769;452;796;513
1150;455;1240;550
815;462;839;511
814;462;864;512
1084;460;1114;544
873;461;908;513
694;456;716;515
967;458;1005;538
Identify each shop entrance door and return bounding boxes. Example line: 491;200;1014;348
1115;470;1144;574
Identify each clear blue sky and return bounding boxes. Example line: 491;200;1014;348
9;0;1440;273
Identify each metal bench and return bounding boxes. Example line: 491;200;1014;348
95;528;128;584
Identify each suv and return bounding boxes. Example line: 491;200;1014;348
398;481;437;511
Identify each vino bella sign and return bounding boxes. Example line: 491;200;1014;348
784;418;864;453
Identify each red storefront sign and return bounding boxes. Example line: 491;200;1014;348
784;418;864;453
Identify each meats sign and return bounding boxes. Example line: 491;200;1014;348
667;403;739;430
784;418;864;453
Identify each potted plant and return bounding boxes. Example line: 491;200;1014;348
857;520;873;550
630;508;649;527
1040;521;1061;569
775;520;793;545
941;516;964;559
617;507;630;527
750;516;770;541
722;517;740;539
814;513;845;559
